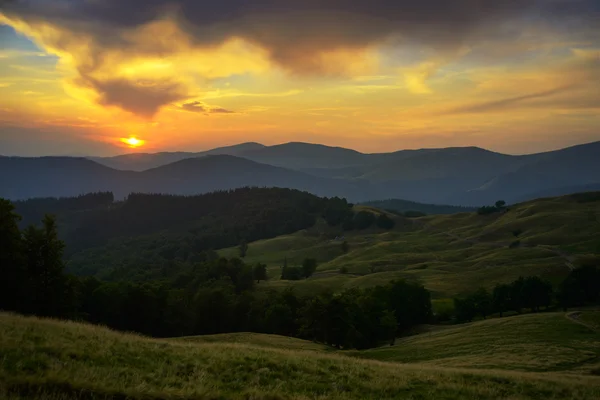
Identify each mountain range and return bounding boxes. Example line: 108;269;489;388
2;140;599;206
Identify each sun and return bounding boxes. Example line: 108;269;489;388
120;136;145;148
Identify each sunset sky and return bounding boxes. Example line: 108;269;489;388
0;0;599;156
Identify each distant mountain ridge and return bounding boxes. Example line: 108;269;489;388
2;140;599;205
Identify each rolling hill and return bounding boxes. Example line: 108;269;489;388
2;312;599;399
354;311;600;374
219;192;600;298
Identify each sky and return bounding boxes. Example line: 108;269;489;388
0;0;599;156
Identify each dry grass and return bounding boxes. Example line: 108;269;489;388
354;312;600;373
1;312;600;399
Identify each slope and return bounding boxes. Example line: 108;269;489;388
354;311;600;374
220;192;600;298
2;312;599;400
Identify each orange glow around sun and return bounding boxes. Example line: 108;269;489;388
120;136;145;148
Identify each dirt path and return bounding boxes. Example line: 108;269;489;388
565;311;599;333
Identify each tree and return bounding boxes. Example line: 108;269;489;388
376;213;395;230
380;310;397;346
281;265;303;280
253;263;268;283
354;211;376;230
558;265;600;309
521;276;553;312
341;240;349;254
0;199;26;313
238;240;248;258
23;215;71;317
471;288;492;319
492;283;511;317
495;200;506;209
302;258;318;278
454;296;476;322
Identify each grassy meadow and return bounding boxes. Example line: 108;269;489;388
353;312;600;374
219;193;600;298
2;312;600;400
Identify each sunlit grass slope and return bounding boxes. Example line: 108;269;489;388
354;312;600;374
177;331;329;351
219;193;600;298
2;313;600;400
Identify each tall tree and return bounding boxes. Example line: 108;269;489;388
302;258;318;278
253;263;268;283
23;215;70;317
0;199;26;312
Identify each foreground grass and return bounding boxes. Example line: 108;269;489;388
354;312;600;373
2;313;600;399
177;331;329;352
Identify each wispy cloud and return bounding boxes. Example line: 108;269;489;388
178;101;236;115
442;86;576;114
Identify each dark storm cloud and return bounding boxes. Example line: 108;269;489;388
1;0;597;116
82;77;190;118
0;1;550;59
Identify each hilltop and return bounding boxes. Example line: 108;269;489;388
1;312;599;399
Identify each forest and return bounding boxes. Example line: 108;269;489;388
2;190;599;350
2;191;423;349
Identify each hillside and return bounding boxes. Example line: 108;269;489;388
362;199;476;215
355;311;600;374
14;188;354;278
2;312;599;400
220;192;600;298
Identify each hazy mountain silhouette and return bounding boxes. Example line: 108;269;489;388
239;142;368;169
91;142;265;171
3;141;599;205
0;157;134;200
1;155;366;201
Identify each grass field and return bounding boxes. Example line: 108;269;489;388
177;332;329;352
353;312;600;374
219;193;600;298
2;312;600;399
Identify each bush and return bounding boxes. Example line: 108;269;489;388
376;213;395;229
281;266;304;281
509;240;521;249
354;211;376;230
339;266;348;274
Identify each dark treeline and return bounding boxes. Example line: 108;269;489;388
15;189;395;280
363;199;476;215
0;198;425;349
13;192;114;228
453;267;600;322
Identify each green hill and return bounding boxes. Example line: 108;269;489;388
362;198;476;215
2;312;600;400
354;311;600;374
178;332;329;352
220;192;600;298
